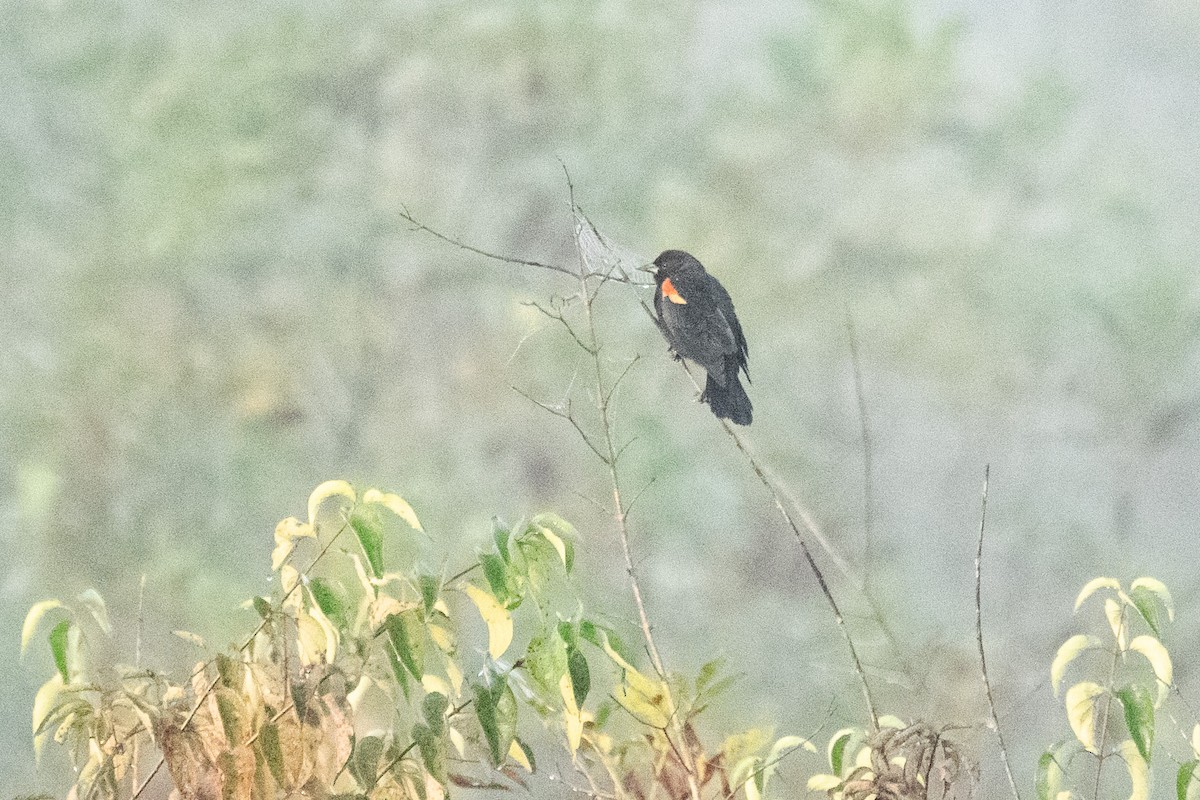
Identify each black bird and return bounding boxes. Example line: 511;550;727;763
649;250;752;425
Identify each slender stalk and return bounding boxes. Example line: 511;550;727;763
570;210;703;800
974;465;1021;800
1092;611;1125;799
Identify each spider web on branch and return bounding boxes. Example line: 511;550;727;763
571;207;651;285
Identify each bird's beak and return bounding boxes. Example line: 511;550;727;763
641;262;659;275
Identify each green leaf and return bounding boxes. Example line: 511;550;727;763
384;641;411;700
48;620;70;684
309;579;347;627
385;611;425;681
350;734;385;789
567;646;590;708
492;518;511;562
423;692;449;734
579;620;636;665
351;510;384;579
1035;746;1065;800
1118;684;1155;763
216;653;242;688
258;723;286;786
480;553;511;605
418;574;440;617
215;687;246;746
413;723;448;785
1178;760;1197;800
525;634;569;698
474;676;518;766
252;596;272;619
829;729;853;775
1130;586;1168;637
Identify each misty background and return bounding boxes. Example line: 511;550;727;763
5;0;1200;793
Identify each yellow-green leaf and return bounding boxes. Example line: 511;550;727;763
22;600;64;656
1036;748;1064;800
1052;635;1102;697
1129;635;1172;707
827;728;856;775
363;488;423;532
308;480;356;526
1075;577;1121;610
464;584;512;660
1065;681;1107;753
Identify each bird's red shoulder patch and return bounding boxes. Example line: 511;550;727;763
661;277;687;305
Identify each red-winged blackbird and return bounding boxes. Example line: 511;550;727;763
649;250;752;425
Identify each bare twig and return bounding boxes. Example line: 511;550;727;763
714;407;879;729
974;465;1021;800
845;315;875;565
400;206;580;279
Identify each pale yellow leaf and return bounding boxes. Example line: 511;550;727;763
295;607;328;667
464;584;512;659
1131;576;1175;622
878;714;907;729
1105;597;1127;649
273;517;314;571
601;637;670;728
1120;739;1148;800
32;674;64;762
1051;635;1101;697
730;756;763;800
1129;634;1172;706
172;630;206;649
560;673;582;756
537;527;569;568
1065;681;1107;753
307;480;356;526
508;739;532;771
450;727;467;758
421;674;452;698
1192;723;1200;757
428;622;455;654
21;600;64;656
807;774;843;791
308;600;339;663
1075;577;1121;610
362;489;423;531
444;656;464;696
347;676;372;714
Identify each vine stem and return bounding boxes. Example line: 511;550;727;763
973;465;1021;800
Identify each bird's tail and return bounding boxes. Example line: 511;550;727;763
703;366;752;426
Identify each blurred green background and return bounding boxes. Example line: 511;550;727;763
6;0;1200;793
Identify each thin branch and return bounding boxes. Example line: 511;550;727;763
375;698;475;783
672;359;879;729
512;385;609;464
974;465;1021;800
845;315;875;566
400;206;580;279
